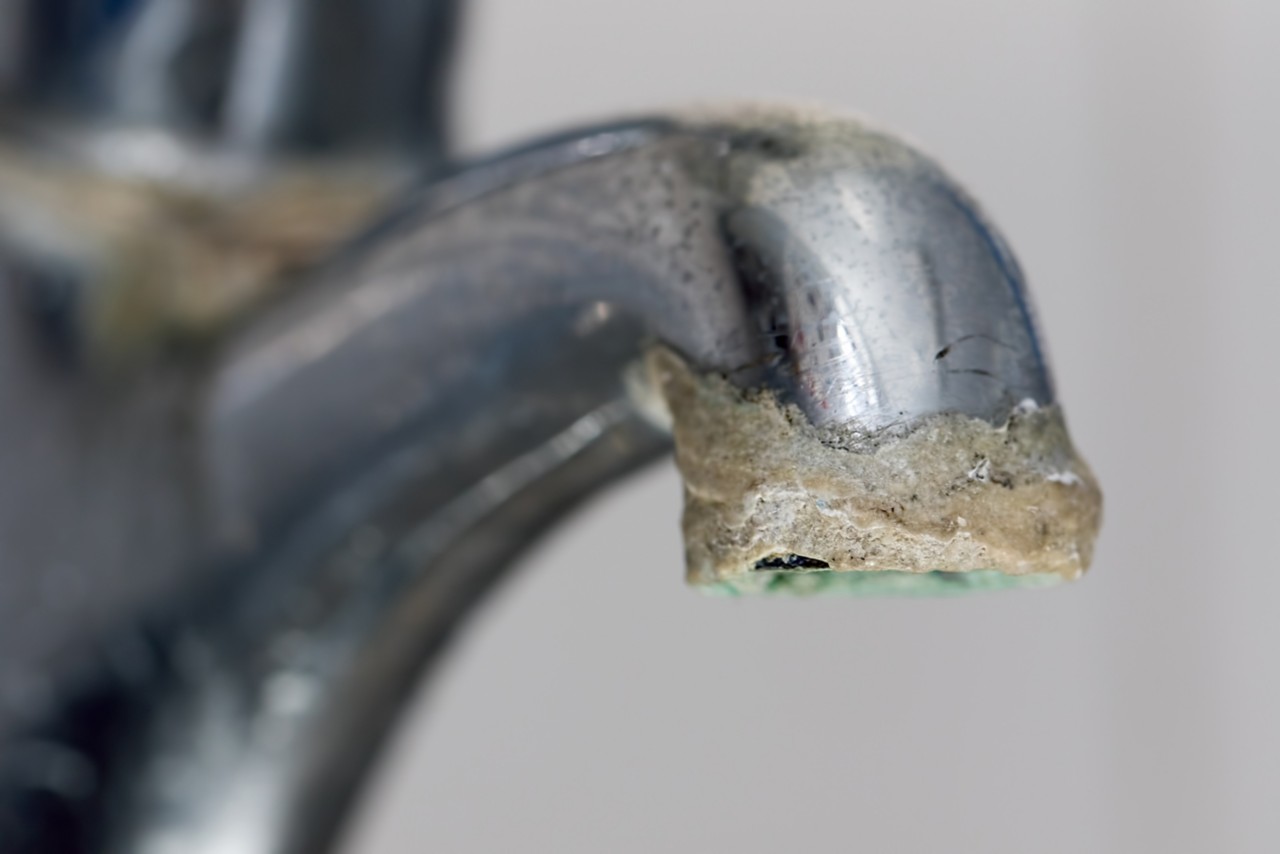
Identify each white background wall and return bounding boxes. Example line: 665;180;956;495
343;1;1279;851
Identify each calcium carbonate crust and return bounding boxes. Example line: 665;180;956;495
645;347;1103;595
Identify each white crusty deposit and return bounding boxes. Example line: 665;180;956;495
646;347;1103;595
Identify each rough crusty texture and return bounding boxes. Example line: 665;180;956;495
646;348;1102;595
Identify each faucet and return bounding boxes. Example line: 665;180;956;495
0;2;1102;852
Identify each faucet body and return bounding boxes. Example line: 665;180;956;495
0;3;1099;853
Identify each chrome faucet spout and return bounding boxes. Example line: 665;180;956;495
0;6;1100;853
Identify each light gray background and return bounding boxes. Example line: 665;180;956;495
343;1;1278;851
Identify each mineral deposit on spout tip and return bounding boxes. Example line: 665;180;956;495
645;347;1103;596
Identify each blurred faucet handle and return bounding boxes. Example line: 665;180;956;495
0;0;461;163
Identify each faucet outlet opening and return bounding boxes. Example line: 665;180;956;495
647;347;1102;596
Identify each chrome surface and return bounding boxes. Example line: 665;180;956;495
0;0;460;161
0;4;1057;853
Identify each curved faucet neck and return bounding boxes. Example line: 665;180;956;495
0;108;1074;853
41;121;734;854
